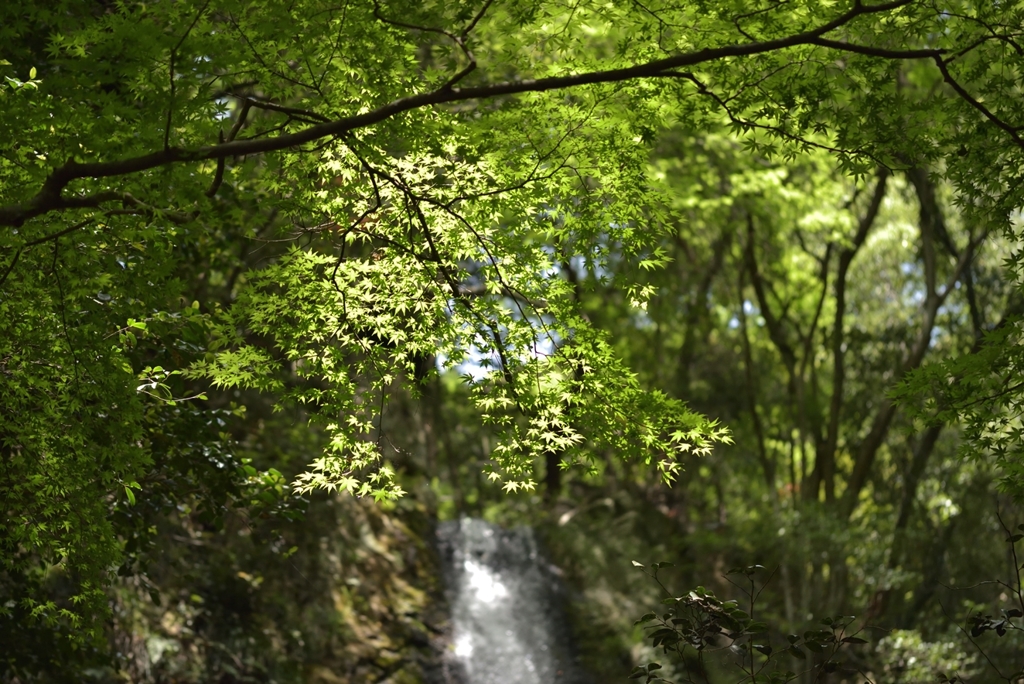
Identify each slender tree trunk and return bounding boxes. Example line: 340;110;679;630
545;450;561;503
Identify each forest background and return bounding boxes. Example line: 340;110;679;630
3;0;1024;681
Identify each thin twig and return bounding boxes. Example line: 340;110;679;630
165;0;212;150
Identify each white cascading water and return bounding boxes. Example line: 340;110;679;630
436;518;591;684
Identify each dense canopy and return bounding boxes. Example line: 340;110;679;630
3;0;1024;680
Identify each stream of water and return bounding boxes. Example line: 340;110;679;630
436;518;592;684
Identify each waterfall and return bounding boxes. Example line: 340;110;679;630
436;518;592;684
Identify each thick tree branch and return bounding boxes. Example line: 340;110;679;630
808;36;940;59
0;0;936;228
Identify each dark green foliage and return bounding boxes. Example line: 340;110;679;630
633;525;1024;683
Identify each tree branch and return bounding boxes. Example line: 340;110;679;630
933;56;1024;144
808;168;889;502
744;213;798;372
738;265;776;492
0;0;933;228
840;171;986;516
